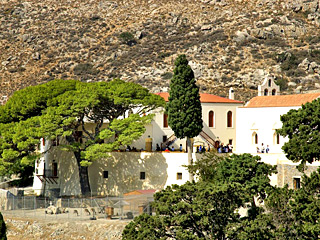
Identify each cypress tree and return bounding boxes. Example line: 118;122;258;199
166;54;203;180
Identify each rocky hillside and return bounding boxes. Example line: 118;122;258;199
5;216;126;239
1;0;320;103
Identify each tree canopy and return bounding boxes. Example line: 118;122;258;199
0;79;165;195
278;98;320;169
123;152;320;239
166;54;203;139
166;54;203;180
122;153;277;240
264;168;320;239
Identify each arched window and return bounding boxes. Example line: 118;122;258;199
227;111;233;128
252;132;258;144
163;114;168;128
209;111;214;127
264;89;268;96
268;79;271;87
273;132;280;144
272;89;276;95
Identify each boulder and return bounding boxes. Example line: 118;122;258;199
298;58;310;71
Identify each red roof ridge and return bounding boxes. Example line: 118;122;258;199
244;92;320;108
155;92;243;104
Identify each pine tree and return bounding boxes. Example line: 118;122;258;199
166;55;203;180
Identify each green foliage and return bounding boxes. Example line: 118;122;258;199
278;98;320;168
123;153;277;239
188;151;225;182
275;78;288;91
166;54;203;139
119;32;136;46
275;49;320;77
279;53;300;71
122;214;167;240
0;79;165;192
264;169;320;240
123;182;243;240
227;214;276;240
189;153;277;202
0;212;6;240
124;152;320;240
215;154;277;201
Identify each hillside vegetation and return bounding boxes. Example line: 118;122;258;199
1;0;320;102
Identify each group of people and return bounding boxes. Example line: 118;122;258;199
126;146;140;152
196;145;209;153
217;143;233;153
156;144;184;152
256;143;270;153
126;142;270;154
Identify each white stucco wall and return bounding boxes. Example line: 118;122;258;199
130;101;243;152
235;105;320;188
88;152;197;196
201;102;240;149
235;106;299;154
34;151;202;196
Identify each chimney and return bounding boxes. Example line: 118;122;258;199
229;87;234;100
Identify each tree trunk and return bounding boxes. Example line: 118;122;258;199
187;137;194;181
74;151;91;196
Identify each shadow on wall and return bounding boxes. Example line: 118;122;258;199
202;122;217;141
51;148;81;196
89;152;168;196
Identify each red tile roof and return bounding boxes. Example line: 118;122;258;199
123;189;156;196
244;93;320;108
155;92;243;104
136;189;156;194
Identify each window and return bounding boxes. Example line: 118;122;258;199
268;79;271;87
274;132;280;145
272;89;276;95
140;172;146;180
162;135;167;142
209;111;214;127
52;161;58;177
163;114;168;128
227;111;233;128
177;172;182;180
293;177;301;189
252;132;258;144
103;171;108;179
264;89;268;96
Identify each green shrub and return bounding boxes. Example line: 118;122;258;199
275;78;288;90
119;32;136;46
0;212;6;240
309;49;320;63
280;54;300;71
158;52;171;59
74;63;99;75
161;72;173;80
